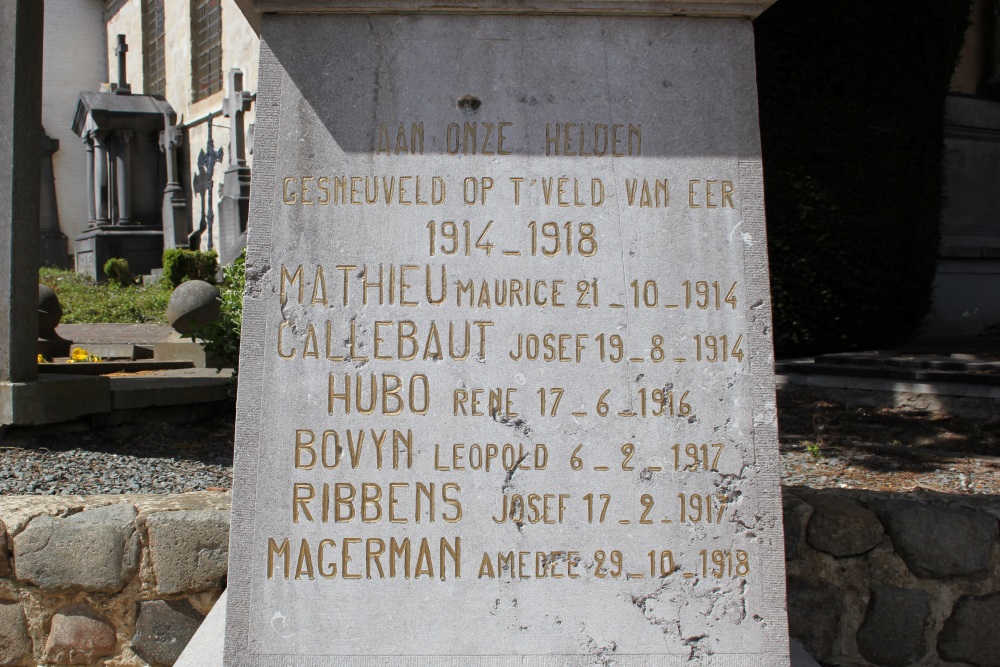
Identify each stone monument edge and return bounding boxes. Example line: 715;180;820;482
236;0;776;34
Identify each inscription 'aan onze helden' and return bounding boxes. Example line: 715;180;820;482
375;121;642;157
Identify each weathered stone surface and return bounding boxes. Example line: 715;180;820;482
13;504;139;592
166;281;220;334
0;518;11;577
938;591;1000;666
227;10;787;663
0;599;33;666
876;501;998;578
784;493;813;560
44;603;117;665
132;599;203;666
856;586;930;667
145;510;229;594
806;497;884;557
786;575;844;662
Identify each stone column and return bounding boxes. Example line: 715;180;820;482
160;117;190;249
92;132;109;224
84;133;96;224
115;130;132;224
39;132;68;268
0;0;43;387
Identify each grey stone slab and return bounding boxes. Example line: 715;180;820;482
109;368;232;409
0;0;43;386
0;598;33;665
227;8;786;666
133;599;205;666
875;501;998;578
186;593;822;667
1;374;110;426
805;497;883;557
145;510;230;595
176;589;227;667
856;586;930;667
58;323;175;346
13;504;140;592
938;591;1000;667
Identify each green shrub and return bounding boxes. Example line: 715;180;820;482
102;257;132;287
186;250;245;377
40;268;172;324
754;0;972;356
161;249;219;288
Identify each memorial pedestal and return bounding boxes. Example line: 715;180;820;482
227;2;786;665
74;226;166;281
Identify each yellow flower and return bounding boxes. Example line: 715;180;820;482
68;347;101;363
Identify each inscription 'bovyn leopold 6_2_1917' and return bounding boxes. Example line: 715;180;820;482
226;1;789;665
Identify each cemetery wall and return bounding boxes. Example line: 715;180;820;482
0;489;996;666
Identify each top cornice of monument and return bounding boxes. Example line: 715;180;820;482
235;0;775;34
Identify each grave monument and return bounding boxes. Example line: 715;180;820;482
227;1;787;664
219;68;254;265
72;36;179;281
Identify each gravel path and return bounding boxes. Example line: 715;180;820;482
0;416;233;495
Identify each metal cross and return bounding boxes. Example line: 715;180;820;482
196;122;225;250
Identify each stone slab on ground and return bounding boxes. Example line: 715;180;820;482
1;374;110;425
109;368;233;410
57;323;175;346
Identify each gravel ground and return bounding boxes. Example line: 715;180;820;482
0;414;233;495
0;393;997;496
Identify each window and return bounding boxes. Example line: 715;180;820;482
191;0;222;101
141;0;166;97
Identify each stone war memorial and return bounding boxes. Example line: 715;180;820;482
227;0;788;664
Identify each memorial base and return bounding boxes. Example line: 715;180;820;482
0;375;110;426
74;226;164;281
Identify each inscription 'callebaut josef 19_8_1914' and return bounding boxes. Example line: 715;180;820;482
225;9;788;667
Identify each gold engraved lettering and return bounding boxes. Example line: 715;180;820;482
267;538;291;579
301;177;315;205
280;265;304;305
283;177;297;204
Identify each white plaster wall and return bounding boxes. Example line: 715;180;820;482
106;0;259;258
105;1;144;92
43;0;107;258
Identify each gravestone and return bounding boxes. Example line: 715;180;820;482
227;1;787;665
219;68;253;265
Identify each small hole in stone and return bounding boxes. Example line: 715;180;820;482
457;95;482;113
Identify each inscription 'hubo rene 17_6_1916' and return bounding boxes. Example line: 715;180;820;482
226;5;788;667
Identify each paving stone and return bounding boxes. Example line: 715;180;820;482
132;599;204;666
0;599;33;666
13;504;139;592
806;497;884;557
44;603;117;665
145;510;229;594
783;494;813;561
875;501;998;578
856;586;930;667
0;518;11;577
786;574;843;662
937;591;1000;666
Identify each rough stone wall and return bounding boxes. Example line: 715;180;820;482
42;0;108;259
784;487;1000;667
0;493;229;667
2;488;996;666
